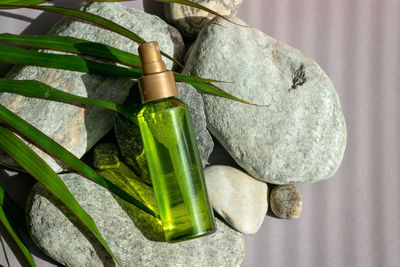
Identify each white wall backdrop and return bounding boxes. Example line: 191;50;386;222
1;0;399;266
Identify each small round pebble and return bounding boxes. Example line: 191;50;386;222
270;185;302;219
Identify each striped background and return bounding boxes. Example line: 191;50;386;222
238;1;400;266
0;0;399;266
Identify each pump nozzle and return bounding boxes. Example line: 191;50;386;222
138;41;178;104
139;41;167;75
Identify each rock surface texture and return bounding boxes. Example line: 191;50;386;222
185;17;347;184
164;0;243;37
270;185;303;219
204;165;268;234
0;2;184;172
26;172;245;267
115;82;213;184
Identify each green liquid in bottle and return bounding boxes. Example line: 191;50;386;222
138;97;216;242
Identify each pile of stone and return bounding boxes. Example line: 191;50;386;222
0;1;346;266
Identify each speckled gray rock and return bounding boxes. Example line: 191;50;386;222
185;17;347;184
270;184;303;219
26;173;244;267
164;0;243;38
204;165;268;234
0;2;184;173
114;82;213;184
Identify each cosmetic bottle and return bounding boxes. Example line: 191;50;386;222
137;41;216;242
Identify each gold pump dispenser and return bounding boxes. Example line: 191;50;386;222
138;42;178;104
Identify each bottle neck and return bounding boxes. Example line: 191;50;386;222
138;70;178;104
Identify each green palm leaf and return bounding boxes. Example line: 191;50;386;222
0;44;141;77
0;78;138;124
0;33;141;66
0;33;227;84
0;0;49;8
0;43;255;104
0;0;48;3
0;127;121;266
28;4;183;68
0;186;36;267
0;103;158;218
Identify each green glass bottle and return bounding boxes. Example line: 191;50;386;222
137;41;216;242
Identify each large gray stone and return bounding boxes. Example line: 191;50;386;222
0;2;184;172
114;82;213;184
185;17;347;184
164;0;243;38
26;172;245;267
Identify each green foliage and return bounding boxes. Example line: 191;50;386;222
0;33;141;66
0;186;36;266
0;127;122;266
0;0;254;264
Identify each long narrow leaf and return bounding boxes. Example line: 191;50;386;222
188;80;269;106
157;0;247;27
0;34;229;85
25;4;182;68
0;0;49;9
0;187;36;267
173;72;228;84
0;34;230;85
0;127;121;266
0;43;255;104
0;185;25;232
0;209;35;267
0;44;141;78
0;79;138;124
0;4;143;44
0;232;11;267
0;104;158;218
0;0;48;4
0;33;141;67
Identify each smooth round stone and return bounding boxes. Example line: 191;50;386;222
204;165;268;234
270;185;303;219
184;17;347;184
164;0;244;38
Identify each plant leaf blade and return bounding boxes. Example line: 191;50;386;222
0;34;230;85
25;4;183;67
0;186;36;267
0;33;141;67
0;0;49;9
0;44;257;104
187;80;271;106
0;78;138;124
0;44;141;78
27;5;146;44
0;104;157;218
0;127;121;266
